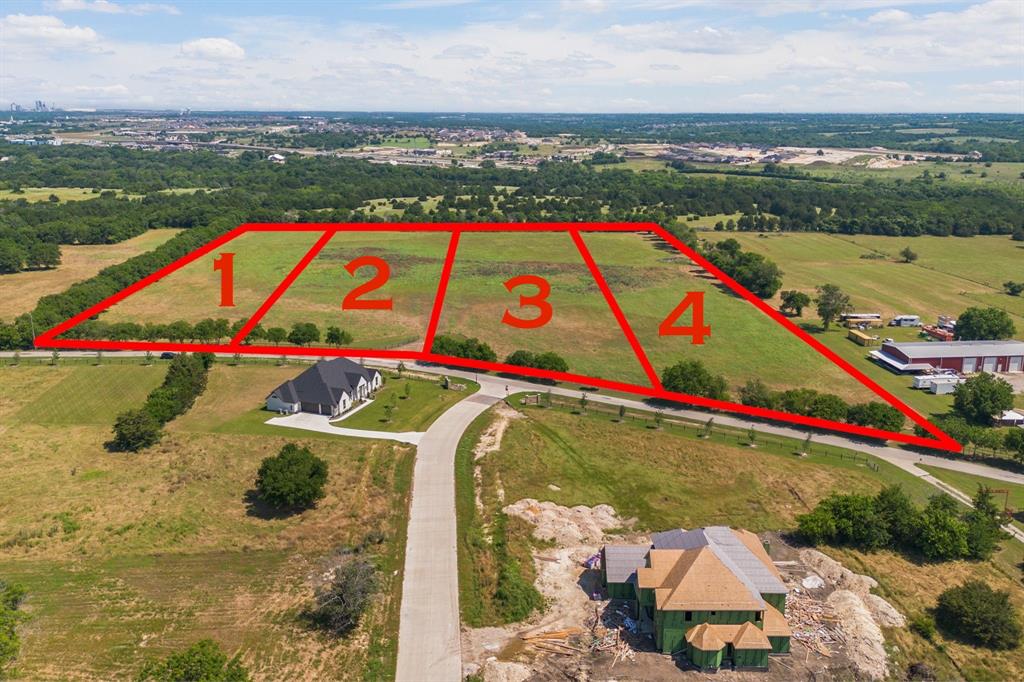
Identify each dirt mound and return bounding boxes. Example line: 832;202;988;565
827;590;888;680
863;593;906;627
474;402;523;461
503;499;621;545
481;660;533;682
800;548;877;595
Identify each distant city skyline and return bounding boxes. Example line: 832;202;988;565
2;0;1021;113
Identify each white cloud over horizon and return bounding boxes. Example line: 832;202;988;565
2;0;1021;112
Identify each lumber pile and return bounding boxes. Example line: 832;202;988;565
521;628;583;655
787;588;842;657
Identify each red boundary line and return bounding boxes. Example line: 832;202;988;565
35;221;961;452
230;229;337;345
570;230;663;390
35;224;249;343
421;229;462;353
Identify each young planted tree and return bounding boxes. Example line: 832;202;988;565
403;382;411;400
936;580;1022;650
617;404;626;422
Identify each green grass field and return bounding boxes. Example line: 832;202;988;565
458;397;1024;679
0;363;411;679
919;465;1024;527
699;231;1024;325
0;187;121;202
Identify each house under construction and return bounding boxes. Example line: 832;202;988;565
601;526;792;671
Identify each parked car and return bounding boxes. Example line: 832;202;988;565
160;352;176;360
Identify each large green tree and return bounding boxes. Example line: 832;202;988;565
814;284;852;330
936;580;1022;649
954;306;1016;341
256;443;329;509
953;372;1014;425
661;359;729;400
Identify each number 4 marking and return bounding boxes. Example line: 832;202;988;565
659;291;710;345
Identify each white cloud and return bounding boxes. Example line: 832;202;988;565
0;14;99;47
71;83;130;95
180;37;245;61
45;0;180;15
434;43;489;59
866;9;912;24
378;0;476;8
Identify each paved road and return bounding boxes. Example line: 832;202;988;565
395;386;505;682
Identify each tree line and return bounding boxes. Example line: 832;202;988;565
798;484;1007;562
110;353;213;451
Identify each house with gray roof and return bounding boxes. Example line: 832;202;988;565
266;358;382;418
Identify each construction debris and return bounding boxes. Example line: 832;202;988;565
786;587;843;656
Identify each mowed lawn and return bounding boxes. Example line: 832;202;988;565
699;231;1024;325
0;229;181;320
0;363;413;680
338;374;479;432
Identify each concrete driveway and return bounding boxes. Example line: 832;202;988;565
396;389;504;682
265;412;424;445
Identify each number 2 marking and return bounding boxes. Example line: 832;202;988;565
502;274;553;329
213;252;234;307
343;256;393;310
659;291;711;345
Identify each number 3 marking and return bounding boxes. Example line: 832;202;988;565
659;291;711;345
502;274;553;329
343;256;393;310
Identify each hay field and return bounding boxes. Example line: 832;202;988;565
0;363;412;679
0;229;181;320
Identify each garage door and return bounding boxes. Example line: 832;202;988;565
1010;356;1023;373
982;357;997;372
962;357;977;373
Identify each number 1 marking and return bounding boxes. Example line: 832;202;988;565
213;252;235;307
659;291;710;345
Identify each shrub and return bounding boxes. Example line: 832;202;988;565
935;580;1022;649
136;639;250;681
431;334;497;363
256;443;328;509
310;560;377;635
111;409;162;452
661;359;729;400
909;613;937;642
1;580;26;672
916;494;969;561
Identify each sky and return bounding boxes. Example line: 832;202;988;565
1;0;1021;113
